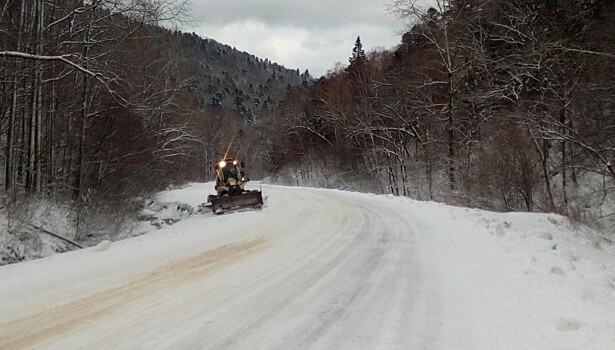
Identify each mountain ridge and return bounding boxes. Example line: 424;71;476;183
175;31;309;122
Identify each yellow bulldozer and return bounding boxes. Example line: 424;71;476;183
206;158;263;214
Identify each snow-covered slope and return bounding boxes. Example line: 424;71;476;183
1;183;614;349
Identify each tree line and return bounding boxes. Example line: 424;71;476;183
257;0;615;223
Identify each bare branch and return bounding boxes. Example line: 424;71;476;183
0;51;109;82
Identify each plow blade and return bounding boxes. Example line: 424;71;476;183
210;191;263;214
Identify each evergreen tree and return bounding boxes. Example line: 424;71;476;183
349;36;366;65
346;36;370;96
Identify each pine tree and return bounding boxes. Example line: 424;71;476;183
349;36;366;65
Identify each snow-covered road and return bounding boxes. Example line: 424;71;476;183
1;183;614;349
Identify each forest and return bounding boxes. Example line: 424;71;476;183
258;0;615;231
0;0;201;241
0;0;614;263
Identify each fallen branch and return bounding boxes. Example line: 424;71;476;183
30;224;83;249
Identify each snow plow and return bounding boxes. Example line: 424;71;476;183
206;158;263;214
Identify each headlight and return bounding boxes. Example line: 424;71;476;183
219;160;227;168
233;160;238;165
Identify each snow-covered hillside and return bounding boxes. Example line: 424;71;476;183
1;183;614;349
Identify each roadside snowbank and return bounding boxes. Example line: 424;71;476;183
392;196;615;349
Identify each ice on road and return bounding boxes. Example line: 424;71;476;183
1;183;614;349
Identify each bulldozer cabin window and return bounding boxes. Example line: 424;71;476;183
223;166;238;179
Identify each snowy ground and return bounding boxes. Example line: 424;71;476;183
1;183;614;349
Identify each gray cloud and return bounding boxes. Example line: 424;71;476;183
185;0;408;77
191;1;397;29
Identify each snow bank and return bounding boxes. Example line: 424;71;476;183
387;195;615;349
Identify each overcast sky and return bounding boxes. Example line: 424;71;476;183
184;1;412;78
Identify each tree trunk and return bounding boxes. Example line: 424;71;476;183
560;108;568;205
447;71;456;191
4;0;27;192
26;0;44;194
5;76;17;191
73;12;93;200
542;138;555;210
